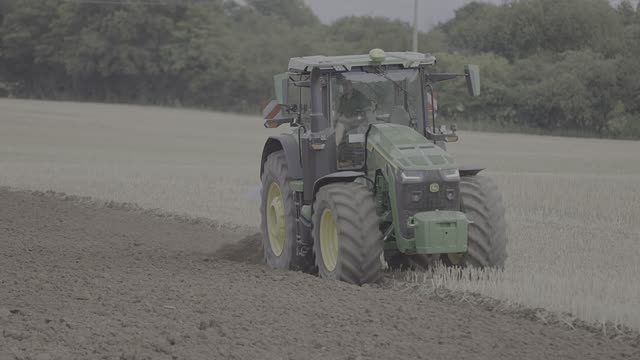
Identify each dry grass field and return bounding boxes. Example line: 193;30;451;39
1;98;639;331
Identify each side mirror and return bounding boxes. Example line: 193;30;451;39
465;64;480;97
263;99;294;128
273;73;288;104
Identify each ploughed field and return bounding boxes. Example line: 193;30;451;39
1;99;639;358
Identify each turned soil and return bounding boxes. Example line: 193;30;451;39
1;189;638;360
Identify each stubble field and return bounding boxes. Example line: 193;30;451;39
1;98;639;350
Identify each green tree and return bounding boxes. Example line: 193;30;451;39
0;0;64;97
442;0;623;59
440;2;503;55
327;16;413;53
511;51;621;135
617;0;637;25
247;0;320;27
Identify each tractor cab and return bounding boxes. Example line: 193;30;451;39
264;49;479;171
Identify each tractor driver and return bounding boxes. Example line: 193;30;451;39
335;77;371;144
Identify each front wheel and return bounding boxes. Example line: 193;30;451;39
454;175;508;268
312;182;383;285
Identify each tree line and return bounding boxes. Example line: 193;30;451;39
431;0;640;138
1;0;639;138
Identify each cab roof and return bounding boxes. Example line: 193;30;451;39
288;51;436;73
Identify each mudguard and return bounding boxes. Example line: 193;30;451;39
312;171;364;199
459;166;484;177
260;134;303;179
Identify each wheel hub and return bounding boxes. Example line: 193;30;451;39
266;182;286;256
319;208;338;271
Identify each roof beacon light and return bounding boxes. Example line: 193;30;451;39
369;48;386;62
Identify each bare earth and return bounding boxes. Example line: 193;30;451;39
1;189;638;360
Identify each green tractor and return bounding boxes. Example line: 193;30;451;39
260;49;507;285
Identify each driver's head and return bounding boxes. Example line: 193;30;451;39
343;79;353;95
338;75;354;95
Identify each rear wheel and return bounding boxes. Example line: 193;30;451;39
260;151;301;270
312;182;383;285
453;175;508;268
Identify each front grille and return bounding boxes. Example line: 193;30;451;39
401;182;459;211
397;180;460;239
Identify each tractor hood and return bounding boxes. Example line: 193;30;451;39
366;123;457;171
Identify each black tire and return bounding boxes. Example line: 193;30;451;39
458;175;508;268
260;151;300;270
312;182;383;285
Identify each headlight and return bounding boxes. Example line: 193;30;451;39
398;170;425;183
440;168;460;181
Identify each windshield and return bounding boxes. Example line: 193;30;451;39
330;69;424;169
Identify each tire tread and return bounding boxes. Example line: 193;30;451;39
460;175;508;268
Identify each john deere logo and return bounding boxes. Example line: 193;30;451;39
429;183;440;193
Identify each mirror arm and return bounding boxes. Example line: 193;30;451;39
426;73;465;82
281;104;303;126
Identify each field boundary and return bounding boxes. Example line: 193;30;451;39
0;186;258;236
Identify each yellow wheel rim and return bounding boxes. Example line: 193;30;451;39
266;182;286;257
319;208;338;271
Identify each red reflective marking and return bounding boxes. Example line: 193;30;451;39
265;104;282;119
